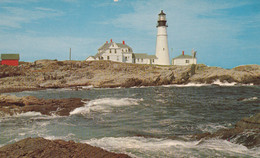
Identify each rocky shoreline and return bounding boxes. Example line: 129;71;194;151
0;60;259;93
0;60;259;157
0;137;131;158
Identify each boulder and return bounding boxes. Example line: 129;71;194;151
0;95;87;116
193;112;260;148
0;137;131;158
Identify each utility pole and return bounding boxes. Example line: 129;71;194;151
69;48;71;60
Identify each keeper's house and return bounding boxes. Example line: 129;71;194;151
0;54;20;66
86;39;157;65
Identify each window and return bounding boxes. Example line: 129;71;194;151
115;49;117;54
109;49;111;53
141;59;143;62
137;59;139;62
125;57;127;61
186;60;189;63
107;56;110;60
117;56;119;61
152;59;155;63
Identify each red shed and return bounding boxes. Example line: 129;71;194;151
1;54;20;66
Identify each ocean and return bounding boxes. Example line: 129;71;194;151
1;85;260;157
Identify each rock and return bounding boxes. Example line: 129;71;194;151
0;94;87;116
193;112;260;148
236;113;260;129
0;137;131;158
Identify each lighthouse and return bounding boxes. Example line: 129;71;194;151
155;10;170;65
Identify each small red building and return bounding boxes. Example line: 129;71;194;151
1;54;20;66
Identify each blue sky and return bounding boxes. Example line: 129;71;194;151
0;0;259;68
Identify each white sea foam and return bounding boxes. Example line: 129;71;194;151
70;98;142;115
82;137;260;158
241;97;258;102
197;123;230;133
12;112;42;117
212;79;237;86
163;83;210;87
162;80;254;87
44;133;75;141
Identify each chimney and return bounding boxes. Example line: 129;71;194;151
122;40;125;45
182;51;184;55
110;39;113;43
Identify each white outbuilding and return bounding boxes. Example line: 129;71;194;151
172;49;197;66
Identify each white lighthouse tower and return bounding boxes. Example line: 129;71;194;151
155;10;170;65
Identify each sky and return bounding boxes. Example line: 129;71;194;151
0;0;259;68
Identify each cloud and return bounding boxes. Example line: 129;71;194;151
0;7;63;29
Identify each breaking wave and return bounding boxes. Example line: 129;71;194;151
0;111;43;118
240;97;258;102
163;80;254;87
163;83;210;87
70;98;143;115
83;137;260;158
212;80;237;86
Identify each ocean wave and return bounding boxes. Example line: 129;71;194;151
239;97;258;102
44;133;76;141
82;137;260;158
70;98;143;115
162;80;255;87
212;79;237;86
197;123;231;133
0;112;43;118
163;83;210;87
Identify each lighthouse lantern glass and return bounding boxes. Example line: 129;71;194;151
159;15;166;21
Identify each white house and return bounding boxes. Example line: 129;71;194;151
86;39;134;63
172;50;197;66
86;40;157;65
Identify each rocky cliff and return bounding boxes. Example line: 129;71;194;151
0;60;259;93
